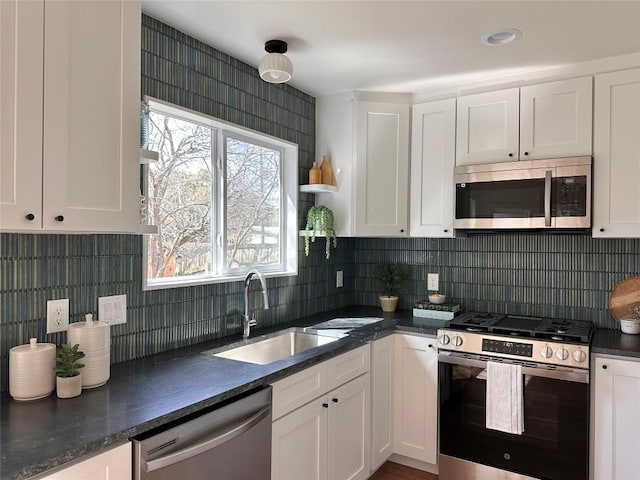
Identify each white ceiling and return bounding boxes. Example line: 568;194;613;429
141;1;640;97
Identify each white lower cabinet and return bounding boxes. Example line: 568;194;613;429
272;396;328;480
271;345;371;480
33;443;131;480
592;355;640;480
370;335;394;471
393;334;438;465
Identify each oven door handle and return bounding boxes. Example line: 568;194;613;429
438;352;589;384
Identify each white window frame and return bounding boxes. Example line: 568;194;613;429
142;97;298;290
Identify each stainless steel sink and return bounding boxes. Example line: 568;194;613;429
211;328;342;365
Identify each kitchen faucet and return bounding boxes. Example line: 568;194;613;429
243;269;269;338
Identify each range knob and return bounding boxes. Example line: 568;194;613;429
556;348;569;361
452;336;463;347
438;334;450;346
540;346;553;359
573;350;587;363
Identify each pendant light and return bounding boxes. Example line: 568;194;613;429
259;40;293;84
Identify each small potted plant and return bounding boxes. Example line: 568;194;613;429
304;205;337;259
375;264;406;312
55;343;85;398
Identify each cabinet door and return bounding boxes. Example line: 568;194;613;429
520;77;592;160
371;336;394;471
456;88;519;165
272;397;328;480
42;0;140;232
593;356;640;480
355;101;410;236
327;374;371;480
37;443;131;480
410;98;456;237
593;68;640;238
0;0;44;230
393;334;438;464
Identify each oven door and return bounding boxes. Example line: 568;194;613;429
438;352;589;480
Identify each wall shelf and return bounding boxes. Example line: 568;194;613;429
299;184;337;193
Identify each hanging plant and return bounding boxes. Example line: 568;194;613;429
304;205;337;259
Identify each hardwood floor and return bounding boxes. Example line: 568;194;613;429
368;461;438;480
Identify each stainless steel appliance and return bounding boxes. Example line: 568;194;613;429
133;387;272;480
438;313;592;480
454;156;591;230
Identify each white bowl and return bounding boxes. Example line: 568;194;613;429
428;294;446;305
620;318;640;335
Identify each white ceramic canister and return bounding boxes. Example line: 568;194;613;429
9;338;56;401
67;314;110;388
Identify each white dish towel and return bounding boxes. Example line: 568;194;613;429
486;361;524;435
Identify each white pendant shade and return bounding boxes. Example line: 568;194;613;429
259;52;293;83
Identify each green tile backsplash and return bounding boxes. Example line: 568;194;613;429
1;16;639;393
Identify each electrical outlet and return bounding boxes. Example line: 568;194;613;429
427;273;439;291
336;270;344;288
98;294;127;325
47;299;69;334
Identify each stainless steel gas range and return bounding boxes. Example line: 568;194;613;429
437;312;593;480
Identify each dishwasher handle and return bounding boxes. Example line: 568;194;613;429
143;405;270;473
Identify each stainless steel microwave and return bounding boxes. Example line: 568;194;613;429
454;156;591;230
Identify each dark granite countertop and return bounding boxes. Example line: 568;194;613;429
0;306;440;480
591;327;640;359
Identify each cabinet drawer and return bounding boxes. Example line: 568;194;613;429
271;363;327;420
327;345;370;391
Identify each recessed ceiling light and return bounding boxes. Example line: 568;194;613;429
481;28;523;46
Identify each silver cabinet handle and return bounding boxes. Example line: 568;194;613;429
143;405;270;473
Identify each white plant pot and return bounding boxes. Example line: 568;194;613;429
620;319;640;335
57;375;82;399
379;295;399;313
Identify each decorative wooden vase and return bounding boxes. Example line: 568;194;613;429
309;161;321;184
320;155;333;185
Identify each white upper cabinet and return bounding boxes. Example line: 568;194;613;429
316;93;410;237
456;88;520;165
0;0;141;233
354;101;410;236
456;77;593;166
593;68;640;238
520;77;592;159
0;0;44;231
410;98;456;237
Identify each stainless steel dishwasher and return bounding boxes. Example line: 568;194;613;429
133;386;272;480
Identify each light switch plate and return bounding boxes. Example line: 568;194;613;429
98;294;127;325
336;270;344;288
427;273;439;291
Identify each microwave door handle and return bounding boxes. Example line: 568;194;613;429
544;170;552;227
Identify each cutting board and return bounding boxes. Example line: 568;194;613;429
609;276;640;322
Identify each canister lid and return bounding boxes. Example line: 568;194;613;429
10;338;56;354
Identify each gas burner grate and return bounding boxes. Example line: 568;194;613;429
447;312;593;345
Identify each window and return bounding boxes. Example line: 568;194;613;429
142;99;298;290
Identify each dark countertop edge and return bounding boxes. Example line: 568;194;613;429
591;327;640;359
1;306;440;480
